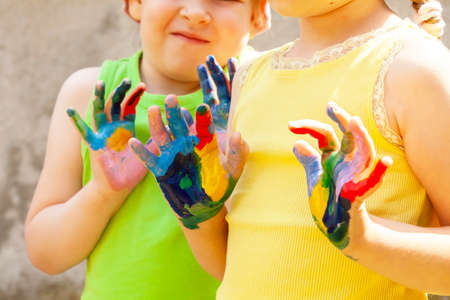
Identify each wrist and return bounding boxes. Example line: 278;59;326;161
342;204;377;260
181;205;228;232
86;180;130;215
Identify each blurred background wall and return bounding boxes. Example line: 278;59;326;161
0;1;449;299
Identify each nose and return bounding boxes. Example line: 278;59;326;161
180;1;211;25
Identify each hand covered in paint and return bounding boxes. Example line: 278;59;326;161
67;79;149;192
197;55;237;152
289;102;392;251
129;95;247;229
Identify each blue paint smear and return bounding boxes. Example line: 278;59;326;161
293;148;322;196
327;105;346;133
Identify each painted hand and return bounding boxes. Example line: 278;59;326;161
197;55;237;152
67;79;149;191
129;95;247;229
289;102;392;250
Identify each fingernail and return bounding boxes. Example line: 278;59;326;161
198;65;208;76
382;156;393;166
165;95;178;108
67;108;75;117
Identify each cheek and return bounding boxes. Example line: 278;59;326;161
139;3;173;45
213;15;252;62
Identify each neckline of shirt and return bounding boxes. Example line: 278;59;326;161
271;18;412;71
130;50;202;111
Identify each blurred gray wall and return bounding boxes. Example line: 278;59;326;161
0;1;449;299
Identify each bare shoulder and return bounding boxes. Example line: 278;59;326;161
389;32;449;84
383;32;450;222
384;32;450;135
55;67;101;115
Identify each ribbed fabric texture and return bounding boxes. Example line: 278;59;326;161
217;21;434;299
80;51;219;300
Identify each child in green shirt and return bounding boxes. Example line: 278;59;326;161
25;1;270;299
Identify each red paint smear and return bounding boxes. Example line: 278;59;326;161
226;79;231;96
340;160;388;202
195;109;214;150
123;88;145;119
289;126;330;150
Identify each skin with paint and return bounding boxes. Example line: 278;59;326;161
278;0;450;294
175;0;450;291
198;55;237;152
66;79;150;191
130;58;247;229
289;102;392;250
25;0;269;275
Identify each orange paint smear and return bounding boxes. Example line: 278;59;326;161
107;128;133;152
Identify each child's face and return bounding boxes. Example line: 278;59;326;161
132;0;264;83
269;0;353;18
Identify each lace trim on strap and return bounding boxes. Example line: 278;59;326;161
372;41;404;150
272;22;402;70
233;62;251;95
232;55;261;101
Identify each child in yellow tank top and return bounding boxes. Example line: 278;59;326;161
129;0;450;299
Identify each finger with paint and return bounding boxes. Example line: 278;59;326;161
206;55;231;105
223;131;249;180
105;79;132;122
92;81;107;130
289;102;392;250
147;106;171;153
197;55;237;132
165;95;197;156
288;120;340;153
292;140;322;197
121;82;146;122
227;57;237;84
195;104;215;151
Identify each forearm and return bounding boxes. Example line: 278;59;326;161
25;181;127;274
180;206;228;281
349;213;450;295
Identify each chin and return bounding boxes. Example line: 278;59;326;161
165;61;200;83
270;0;351;18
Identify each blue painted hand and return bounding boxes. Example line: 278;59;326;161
67;79;149;191
129;96;247;229
197;55;237;152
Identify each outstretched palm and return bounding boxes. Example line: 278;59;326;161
289;102;392;250
129;96;247;229
67;79;148;191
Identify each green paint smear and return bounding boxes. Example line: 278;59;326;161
181;177;237;230
312;216;349;250
179;175;192;190
329;222;350;250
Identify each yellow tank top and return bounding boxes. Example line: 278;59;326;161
217;20;437;300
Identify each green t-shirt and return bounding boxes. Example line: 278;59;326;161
80;51;219;300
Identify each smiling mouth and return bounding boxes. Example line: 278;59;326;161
171;32;210;44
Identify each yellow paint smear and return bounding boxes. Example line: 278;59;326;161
107;128;133;152
196;137;228;202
